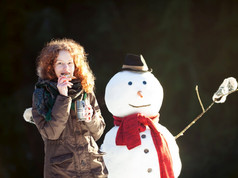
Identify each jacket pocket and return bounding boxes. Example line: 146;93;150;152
50;152;73;169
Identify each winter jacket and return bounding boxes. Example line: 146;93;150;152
32;92;108;178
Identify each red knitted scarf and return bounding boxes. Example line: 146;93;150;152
113;113;174;178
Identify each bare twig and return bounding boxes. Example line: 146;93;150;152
175;87;238;140
175;101;214;139
196;85;205;112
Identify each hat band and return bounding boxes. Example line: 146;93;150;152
122;65;148;71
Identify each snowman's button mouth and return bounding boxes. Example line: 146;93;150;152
129;104;151;108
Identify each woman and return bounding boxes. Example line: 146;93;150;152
31;38;108;178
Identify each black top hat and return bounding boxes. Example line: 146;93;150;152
121;54;152;72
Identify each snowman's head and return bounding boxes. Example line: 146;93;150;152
105;70;163;117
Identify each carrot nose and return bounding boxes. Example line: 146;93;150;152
137;91;143;98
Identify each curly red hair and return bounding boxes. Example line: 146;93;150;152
36;38;95;93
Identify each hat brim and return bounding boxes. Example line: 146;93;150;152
121;67;153;73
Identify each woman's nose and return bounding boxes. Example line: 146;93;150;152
63;63;70;69
137;91;143;98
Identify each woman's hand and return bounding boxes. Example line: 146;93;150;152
57;76;73;96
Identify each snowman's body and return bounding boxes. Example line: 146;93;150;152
102;124;181;178
101;69;182;177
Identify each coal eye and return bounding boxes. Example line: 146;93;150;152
143;81;147;85
128;81;133;85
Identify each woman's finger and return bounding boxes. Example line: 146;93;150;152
58;76;71;84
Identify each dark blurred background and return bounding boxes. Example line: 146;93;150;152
1;0;238;177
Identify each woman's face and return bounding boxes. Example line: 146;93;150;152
54;50;75;78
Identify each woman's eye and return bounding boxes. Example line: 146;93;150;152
128;81;133;85
143;81;147;85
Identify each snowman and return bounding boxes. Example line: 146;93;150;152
101;54;182;178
